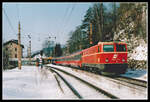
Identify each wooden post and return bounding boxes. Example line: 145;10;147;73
89;23;93;44
18;21;21;69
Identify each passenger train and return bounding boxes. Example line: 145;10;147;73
52;42;128;75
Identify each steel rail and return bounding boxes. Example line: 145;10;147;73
49;68;83;99
46;66;119;99
115;75;147;88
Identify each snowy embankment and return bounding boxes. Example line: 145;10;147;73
2;66;77;99
120;69;147;81
130;44;147;61
114;23;148;69
127;40;147;69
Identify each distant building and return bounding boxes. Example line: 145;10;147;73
3;39;24;58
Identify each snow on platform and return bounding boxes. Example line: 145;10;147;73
2;66;77;99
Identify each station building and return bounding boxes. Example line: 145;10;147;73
3;39;24;58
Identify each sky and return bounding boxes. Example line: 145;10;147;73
2;2;94;56
2;2;117;57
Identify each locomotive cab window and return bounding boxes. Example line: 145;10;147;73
103;45;114;52
116;44;126;52
98;46;100;52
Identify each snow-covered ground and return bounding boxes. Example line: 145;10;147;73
120;68;147;81
2;65;147;99
2;66;79;99
46;64;147;99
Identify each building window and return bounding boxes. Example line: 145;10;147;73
15;48;17;51
15;54;17;58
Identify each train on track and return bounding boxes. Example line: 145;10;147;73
51;42;128;75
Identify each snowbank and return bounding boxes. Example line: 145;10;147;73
121;68;147;81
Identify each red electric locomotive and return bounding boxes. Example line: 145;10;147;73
52;41;128;74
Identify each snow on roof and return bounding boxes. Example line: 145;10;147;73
3;39;24;48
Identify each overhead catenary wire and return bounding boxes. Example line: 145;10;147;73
61;4;76;35
56;4;71;43
56;4;70;37
57;4;75;43
16;4;20;21
3;8;17;36
60;4;76;36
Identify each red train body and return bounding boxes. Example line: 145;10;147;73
52;42;128;74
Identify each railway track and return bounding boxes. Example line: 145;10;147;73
46;66;119;99
83;68;147;93
49;68;83;99
45;64;147;99
64;65;147;89
113;75;147;88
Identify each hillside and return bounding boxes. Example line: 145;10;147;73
113;3;147;69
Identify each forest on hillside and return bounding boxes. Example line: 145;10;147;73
61;2;147;69
62;2;147;53
42;2;147;69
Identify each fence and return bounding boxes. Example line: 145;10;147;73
9;58;36;66
9;58;51;66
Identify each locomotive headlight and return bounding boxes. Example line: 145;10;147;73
105;58;109;62
122;58;125;62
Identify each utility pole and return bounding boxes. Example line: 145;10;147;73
89;23;93;44
18;21;21;69
28;35;31;65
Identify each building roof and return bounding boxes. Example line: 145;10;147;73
3;39;24;48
